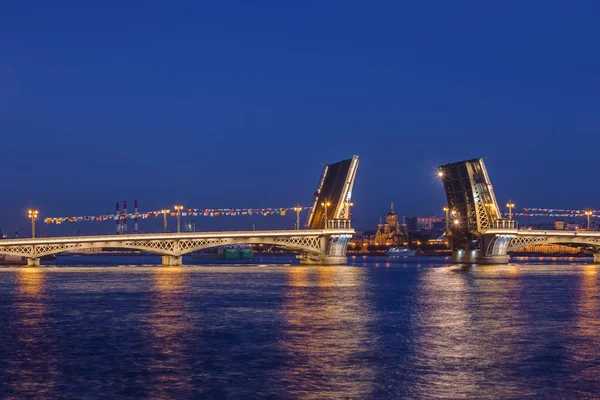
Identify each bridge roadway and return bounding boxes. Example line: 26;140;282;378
0;228;354;267
454;228;600;264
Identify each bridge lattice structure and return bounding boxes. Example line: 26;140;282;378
0;228;354;266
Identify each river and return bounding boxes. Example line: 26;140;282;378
0;255;598;398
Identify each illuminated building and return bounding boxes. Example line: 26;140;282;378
373;203;403;246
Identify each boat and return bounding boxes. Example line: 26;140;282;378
223;245;253;260
385;247;417;257
0;255;26;265
0;254;56;265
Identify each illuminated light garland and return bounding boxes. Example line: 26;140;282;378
44;207;313;224
498;207;600;219
507;212;597;218
521;207;600;214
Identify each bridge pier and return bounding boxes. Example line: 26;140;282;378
161;255;183;267
27;258;40;267
299;254;348;265
452;250;510;265
320;255;348;265
593;254;600;264
299;234;351;265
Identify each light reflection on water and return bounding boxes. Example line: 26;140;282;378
280;266;375;398
411;265;535;398
147;267;195;397
6;268;59;398
0;261;599;397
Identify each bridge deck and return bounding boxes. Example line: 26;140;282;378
0;229;355;246
486;229;600;237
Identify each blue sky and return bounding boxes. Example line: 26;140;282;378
1;1;599;235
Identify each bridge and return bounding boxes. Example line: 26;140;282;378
2;156;359;267
439;158;600;264
0;228;353;267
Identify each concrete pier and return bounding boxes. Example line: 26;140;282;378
27;258;40;267
320;255;348;265
161;255;183;267
452;250;510;265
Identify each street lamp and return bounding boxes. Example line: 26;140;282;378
293;204;302;230
174;204;184;233
506;200;515;220
321;200;331;229
161;208;170;233
585;210;593;231
443;207;449;233
28;208;39;238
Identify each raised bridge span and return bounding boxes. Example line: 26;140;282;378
439;158;600;264
0;228;354;267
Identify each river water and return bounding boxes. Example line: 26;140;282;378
0;255;599;399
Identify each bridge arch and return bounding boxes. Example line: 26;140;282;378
178;236;322;256
0;235;324;259
487;234;600;256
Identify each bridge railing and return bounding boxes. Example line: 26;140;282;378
492;218;517;230
326;219;352;229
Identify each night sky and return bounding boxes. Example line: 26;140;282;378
1;1;599;235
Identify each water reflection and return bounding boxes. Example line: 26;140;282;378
574;265;600;338
5;268;59;397
147;267;194;396
280;266;375;399
411;265;530;398
566;264;600;392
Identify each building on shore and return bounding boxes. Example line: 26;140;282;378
350;203;404;249
373;203;403;246
404;216;444;233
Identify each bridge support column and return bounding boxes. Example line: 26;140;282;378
161;255;182;267
320;255;348;265
27;258;40;267
320;234;351;265
452;250;510;265
593;254;600;264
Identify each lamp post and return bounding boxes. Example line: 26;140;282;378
321;200;331;229
174;204;183;233
443;207;449;233
161;208;170;233
28;209;39;238
585;210;593;231
293;204;302;230
506;200;515;220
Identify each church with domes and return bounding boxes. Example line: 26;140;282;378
374;203;404;246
